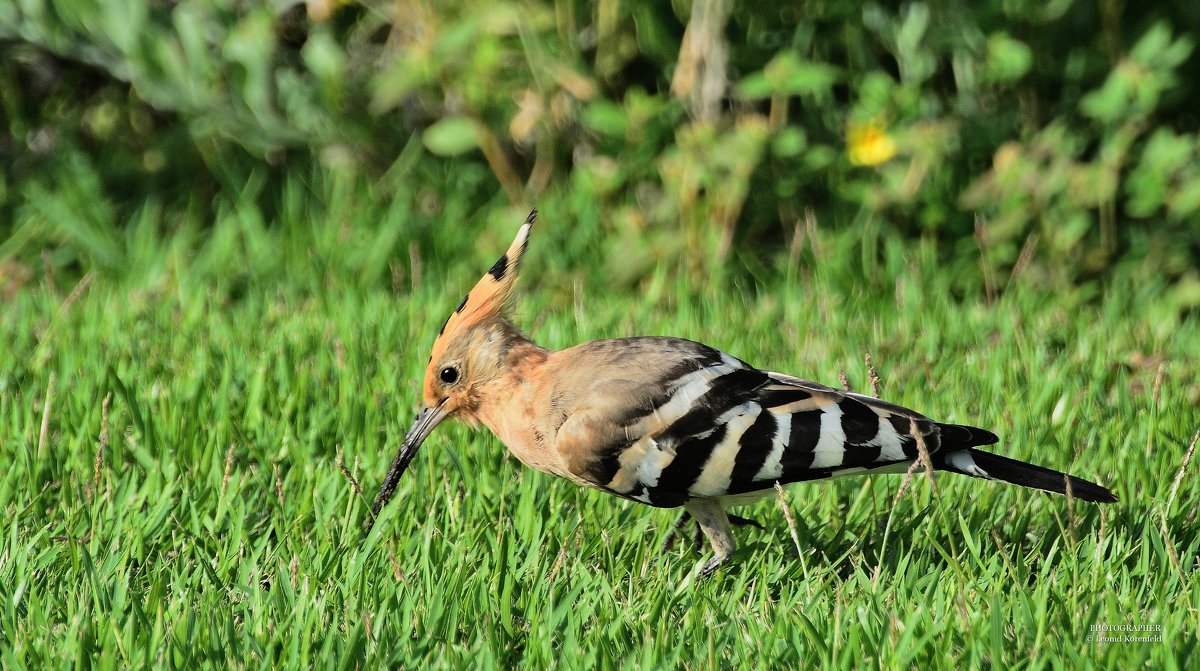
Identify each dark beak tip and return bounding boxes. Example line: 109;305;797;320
364;403;446;532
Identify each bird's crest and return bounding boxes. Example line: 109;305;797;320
426;208;536;366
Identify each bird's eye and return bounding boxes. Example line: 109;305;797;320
439;367;459;384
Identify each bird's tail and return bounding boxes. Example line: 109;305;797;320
936;446;1118;503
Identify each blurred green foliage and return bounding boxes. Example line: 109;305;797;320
2;0;1199;300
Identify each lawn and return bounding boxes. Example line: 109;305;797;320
1;208;1197;668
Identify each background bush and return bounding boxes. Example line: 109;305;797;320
2;0;1199;302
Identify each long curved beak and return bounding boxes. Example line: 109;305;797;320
367;400;452;528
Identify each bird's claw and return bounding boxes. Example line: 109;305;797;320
699;554;729;577
663;512;765;555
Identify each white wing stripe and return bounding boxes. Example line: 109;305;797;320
690;403;761;496
643;362;739;431
755;409;791;481
869;416;906;461
811;404;847;469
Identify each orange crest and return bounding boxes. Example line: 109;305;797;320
425;208;536;368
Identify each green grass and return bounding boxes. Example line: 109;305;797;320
1;211;1198;669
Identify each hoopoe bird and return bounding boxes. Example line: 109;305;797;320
370;210;1117;575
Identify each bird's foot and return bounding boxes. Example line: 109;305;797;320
661;512;706;555
699;553;730;577
665;513;764;555
661;513;690;552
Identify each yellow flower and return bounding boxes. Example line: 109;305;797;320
847;120;897;167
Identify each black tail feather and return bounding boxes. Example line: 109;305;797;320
939;448;1118;503
936;422;1000;449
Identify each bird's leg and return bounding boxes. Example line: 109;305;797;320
684;499;735;577
660;512;692;552
661;511;724;555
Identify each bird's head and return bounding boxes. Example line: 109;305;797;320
369;209;536;524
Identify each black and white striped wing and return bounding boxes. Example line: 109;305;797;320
594;353;965;507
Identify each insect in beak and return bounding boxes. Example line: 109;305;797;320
367;399;452;528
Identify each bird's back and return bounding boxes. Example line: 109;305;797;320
530;336;996;507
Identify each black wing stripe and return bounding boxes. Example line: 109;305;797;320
655;368;771;441
788;410;823;453
648;424;727;505
726;410;777;492
645;369;768;501
882;414;937;458
839;442;883;467
777;409;823;473
839;398;883;444
760;388;813;408
617;359;986;503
